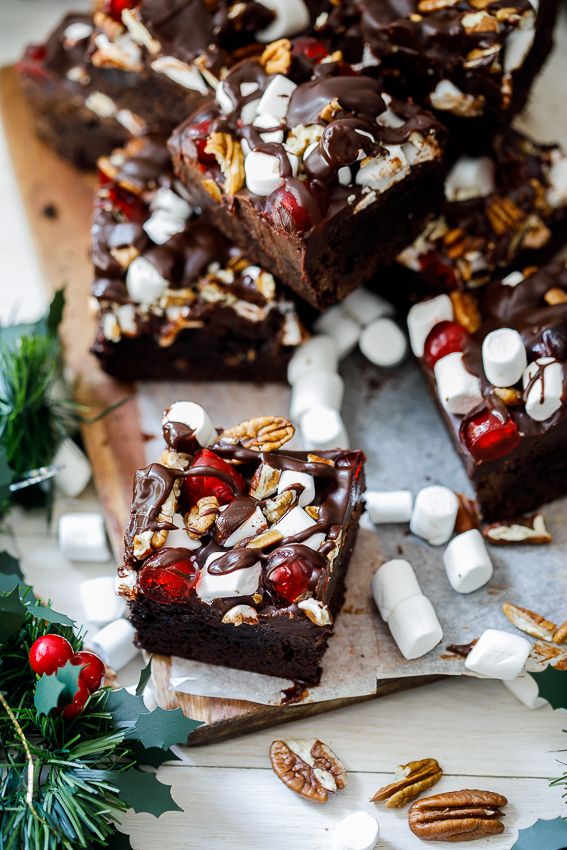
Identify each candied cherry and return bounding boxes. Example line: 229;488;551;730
104;0;138;22
72;651;106;693
461;409;521;462
183;448;246;507
419;251;458;291
423;321;470;369
17;43;48;80
29;634;74;676
139;556;200;604
107;185;147;221
187;117;218;167
268;557;313;604
292;37;329;63
62;682;91;719
266;180;326;234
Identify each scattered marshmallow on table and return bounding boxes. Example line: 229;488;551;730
341;288;394;326
366;490;413;525
503;674;548;709
443;529;494;594
53;438;92;498
278;469;315;508
387;594;443;660
410;485;458;546
523;357;564;421
80;576;126;625
58;512;111;562
287;335;338;384
434;352;483;415
407;294;454;357
359;317;407;367
371;559;422;622
162;400;217;447
290;370;344;421
300;405;349;451
313;305;360;358
90;618;139;671
332;811;380;850
482;328;527;387
464;629;531;680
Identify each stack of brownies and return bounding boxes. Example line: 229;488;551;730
20;0;567;682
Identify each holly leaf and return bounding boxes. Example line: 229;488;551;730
512;816;567;849
129;741;177;769
27;602;75;627
107;687;149;729
0;586;27;643
0;551;22;578
130;706;201;749
0;573;21;594
113;767;182;816
532;666;567;710
136;656;153;695
106;830;134;850
55;660;82;702
34;673;65;716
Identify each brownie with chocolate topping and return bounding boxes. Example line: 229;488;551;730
117;403;365;684
91;136;307;381
169;45;446;308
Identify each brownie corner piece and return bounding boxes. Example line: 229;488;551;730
118;404;366;685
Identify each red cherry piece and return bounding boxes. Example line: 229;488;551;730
418;251;458;291
461;410;521;462
29;634;74;676
423;321;470;369
108;186;147;221
187;118;217;166
104;0;137;22
72;651;106;693
269;559;312;604
182;448;246;507
139;557;200;604
17;44;49;81
62;682;91;719
293;37;329;62
267;183;322;234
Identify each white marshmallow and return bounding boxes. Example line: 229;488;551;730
143;209;187;245
223;506;268;548
126;256;168;304
371;558;421;622
150;185;192;220
256;0;310;42
253;112;284;144
290;370;344;421
482;328;527;387
503;673;548;709
90;618;139;671
53;438;92;498
338;166;352;186
548;153;567;207
80;576;126;625
163;401;217;447
445;156;495;202
359;317;407;367
257;74;297;120
341;289;394;326
241;98;261;125
465;629;531;680
522;357;564;421
313;305;360;358
434;352;483;415
388;594;443;660
504;18;535;73
277;470;315;508
63;21;93;46
58;513;111;562
165;513;202;550
244;149;296;196
366;490;413;525
273;505;325;550
443;529;493;594
216;80;233;114
410;485;458;546
356;148;409;194
150;55;208;94
502;270;525;287
407;295;454;357
196;554;262;602
332;811;380;850
300;406;349;452
287;335;338;384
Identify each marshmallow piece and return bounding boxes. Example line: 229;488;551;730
150;186;192;220
273;505;325;550
366;490;413;525
410;485;458;546
90;618;139;671
223;506;268;548
278;469;316;508
163;401;217;447
244;149;297;196
482;327;527;387
196;555;262;602
355;145;409;192
151;55;208;93
216;80;233;114
465;629;531;680
287;335;338;384
241;98;261;125
80;576;126;625
445;156;495;202
290;370;344;421
338;166;352;186
165;514;202;550
523;357;564;421
300;406;349;452
253;112;284;144
388;594;443;660
143;209;187;245
53;438;92;498
341;289;394;326
443;529;493;594
256;0;310;42
58;513;111;562
407;295;454;357
359;317;407;367
503;674;548;709
313;306;360;358
371;558;421;622
502;270;525;287
332;811;380;850
504;18;535;73
548;153;567;206
257;74;297;120
434;351;483;415
126;256;168;304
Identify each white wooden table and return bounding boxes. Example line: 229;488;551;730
1;3;566;847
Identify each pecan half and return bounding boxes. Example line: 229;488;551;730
185;495;219;539
408;790;507;841
483;513;552;545
270;738;346;803
530;641;567;670
544;287;567;305
245;528;284;549
263;489;297;524
502;601;557;641
217;416;295;452
250;463;281;500
371;758;442;807
553;620;567;645
205;132;245;196
449;291;481;334
308;453;335;467
260;38;292;74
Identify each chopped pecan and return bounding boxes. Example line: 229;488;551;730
461;10;500;31
202;177;223;203
217;416;295;452
502;601;556;641
305;505;320;521
449;291;481;333
297;599;332;626
185;495;219;539
371;758;442;808
486;195;525;236
483;513;552;545
464;44;500;68
222;604;258;626
263;489;297;524
530;641;567;670
246;528;284;549
493;386;523;406
544;287;567;305
418;0;458;10
260;38;292;74
553;620;567;645
320;98;341;122
204;132;245;196
250;463;281;499
455;493;480;533
110;245;139;269
270;738;346;803
408;790;507;841
308;453;335;467
150;478;181;550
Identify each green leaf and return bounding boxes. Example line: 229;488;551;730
0;586;27;643
136;657;153;695
511;816;567;849
107;687;149;729
129;742;177;769
130;706;202;750
27;602;75;627
532;666;567;710
0;449;14;516
0;551;23;578
34;672;66;716
113;768;182;816
0;573;21;594
55;660;83;702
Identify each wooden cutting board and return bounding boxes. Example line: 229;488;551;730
0;65;439;743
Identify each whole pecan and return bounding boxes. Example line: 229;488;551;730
269;738;346;803
408;789;507;841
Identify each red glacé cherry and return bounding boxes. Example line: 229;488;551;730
62;682;91;719
187;118;217;166
269;558;312;604
17;43;48;80
108;186;147;222
267;181;326;234
419;251;457;291
423;321;470;369
293;37;328;62
29;634;74;676
72;651;106;693
183;448;245;507
461;410;521;462
139;557;200;604
104;0;137;22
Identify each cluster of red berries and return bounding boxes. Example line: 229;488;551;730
29;635;105;718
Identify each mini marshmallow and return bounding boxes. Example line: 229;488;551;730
196;556;262;602
355;145;409;193
58;513;111;562
504;19;535;73
300;406;349;452
482;327;527;387
341;289;394;326
216;80;233;114
223;506;268;548
278;469;316;508
503;673;548;709
80;576;126;625
257;74;297;120
150;185;192;220
366;490;413;525
313;305;360;358
241;98;261;125
163;400;217;447
443;529;493;594
445;156;495;202
371;558;422;622
332;811;380;850
338;166;352;186
388;594;443;660
256;0;310;42
434;351;483;415
244;149;297;196
465;629;531;680
287;335;338;384
143;209;187;245
290;370;344;421
523;357;564;421
90;618;139;671
359;317;408;367
165;514;202;550
53;438;92;498
410;485;459;546
502;270;525;287
273;505;325;550
253;112;284;144
126;255;168;304
407;294;454;357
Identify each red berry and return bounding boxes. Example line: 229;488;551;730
423;321;470;369
62;682;90;719
29;635;74;676
139;555;200;604
293;37;329;62
461;409;521;462
418;251;458;291
104;0;137;22
268;557;313;604
107;186;147;221
187;118;217;166
17;44;48;81
182;448;246;507
72;651;105;693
